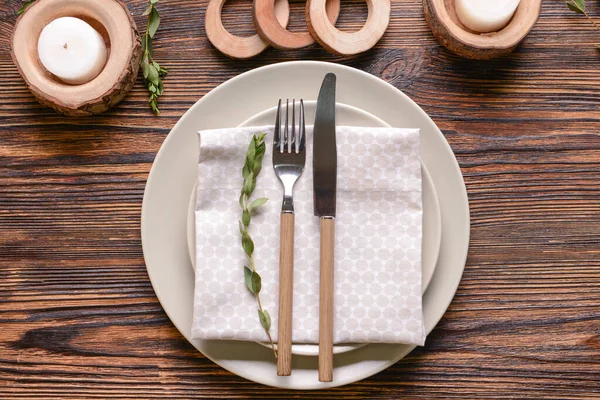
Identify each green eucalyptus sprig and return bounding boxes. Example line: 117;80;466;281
238;133;276;359
141;0;168;114
17;0;36;15
566;0;600;46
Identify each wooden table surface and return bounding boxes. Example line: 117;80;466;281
1;0;599;398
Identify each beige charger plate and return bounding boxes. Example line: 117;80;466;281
141;61;470;389
185;101;443;356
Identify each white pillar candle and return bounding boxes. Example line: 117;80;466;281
455;0;521;33
37;17;108;85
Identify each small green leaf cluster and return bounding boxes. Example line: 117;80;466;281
141;0;168;114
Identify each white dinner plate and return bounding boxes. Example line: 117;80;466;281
185;101;443;357
141;61;470;389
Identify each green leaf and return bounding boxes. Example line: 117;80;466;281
255;151;265;166
157;79;164;95
256;140;266;153
151;0;159;4
567;1;584;13
242;209;251;227
141;58;150;79
142;35;152;53
243;267;261;295
253;157;263;176
239;193;245;208
249;198;268;211
142;4;153;16
244;266;253;293
257;132;267;143
242;172;254;195
255;143;265;160
258;309;271;331
148;8;161;38
251;271;262;294
147;64;160;86
238;220;244;235
246;143;256;164
250;177;257;193
567;2;583;13
242;162;250;179
241;231;254;256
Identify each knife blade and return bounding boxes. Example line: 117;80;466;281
313;72;337;383
313;73;337;218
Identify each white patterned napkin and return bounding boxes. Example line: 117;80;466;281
191;126;425;346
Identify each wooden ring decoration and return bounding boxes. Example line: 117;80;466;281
307;0;391;56
253;0;340;50
11;0;142;116
206;0;290;59
423;0;542;60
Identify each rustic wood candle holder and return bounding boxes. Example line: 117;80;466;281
423;0;542;60
11;0;142;116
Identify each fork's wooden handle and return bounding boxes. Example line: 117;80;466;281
318;217;335;382
277;212;294;376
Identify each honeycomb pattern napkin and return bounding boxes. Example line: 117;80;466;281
191;125;425;345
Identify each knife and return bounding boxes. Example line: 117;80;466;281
313;73;337;383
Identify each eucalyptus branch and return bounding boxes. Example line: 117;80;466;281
238;133;276;359
141;0;167;114
17;0;36;15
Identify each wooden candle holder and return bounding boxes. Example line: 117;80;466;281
423;0;542;60
11;0;142;116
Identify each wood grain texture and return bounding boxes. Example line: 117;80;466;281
318;217;335;383
0;0;599;397
277;212;294;376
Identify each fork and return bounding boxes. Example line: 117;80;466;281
273;98;306;376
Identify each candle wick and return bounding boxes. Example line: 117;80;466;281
63;43;68;49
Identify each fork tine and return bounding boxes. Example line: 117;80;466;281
299;99;305;152
291;99;296;153
274;99;281;153
283;99;289;153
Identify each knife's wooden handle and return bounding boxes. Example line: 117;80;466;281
277;212;294;376
318;217;335;382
